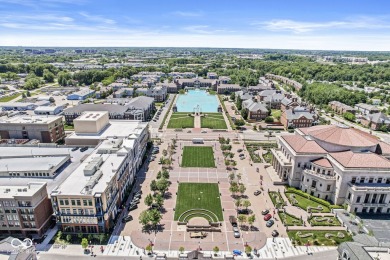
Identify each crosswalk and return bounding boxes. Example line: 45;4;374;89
104;236;336;258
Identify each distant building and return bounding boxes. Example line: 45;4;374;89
265;74;302;91
63;96;155;124
0;115;65;143
207;72;218;79
34;105;63;115
280;107;317;129
355;103;380;115
156;82;177;93
242;99;269;121
217;84;241;94
0;182;53;238
0;102;38;111
329;101;356;114
361;112;390;131
67;88;95;100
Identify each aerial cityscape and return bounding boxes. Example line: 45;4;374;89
1;0;390;260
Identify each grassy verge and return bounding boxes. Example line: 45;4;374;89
201;113;227;129
309;216;342;226
159;94;176;130
218;95;235;130
279;212;303;226
0;93;22;102
167;113;194;128
269;191;286;209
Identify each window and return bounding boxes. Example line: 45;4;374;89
71;200;76;206
298;163;301;168
351;177;356;184
369;178;374;183
83;200;88;206
356;196;361;203
360;177;365;183
347;192;351;200
378;178;383;183
76;200;81;206
326;185;331;191
64;200;69;206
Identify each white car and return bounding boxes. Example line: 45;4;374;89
233;227;240;238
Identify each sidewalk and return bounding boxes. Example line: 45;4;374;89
35;226;58;251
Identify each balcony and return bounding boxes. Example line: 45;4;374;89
303;169;336;180
348;182;390;192
271;149;292;166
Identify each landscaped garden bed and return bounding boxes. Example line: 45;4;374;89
269;191;286;209
308;215;342;226
288;230;352;246
279;211;303;226
285;187;332;213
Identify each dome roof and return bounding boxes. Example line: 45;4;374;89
300;124;379;148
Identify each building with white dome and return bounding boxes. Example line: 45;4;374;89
271;124;390;214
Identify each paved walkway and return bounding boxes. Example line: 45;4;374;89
194;114;201;128
35;226;58;251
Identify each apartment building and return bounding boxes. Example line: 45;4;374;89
329;101;356;114
52;119;149;234
0;182;52;238
280;107;317;129
271;124;390;213
242;99;269;121
265;74;303;91
0;115;65;143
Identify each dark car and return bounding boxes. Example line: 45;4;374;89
271;230;279;237
237;209;250;215
263;214;272;221
131;198;140;204
128;204;138;211
266;219;274;227
71;147;79;151
237;149;243;153
254;190;261;196
229;215;238;227
135;190;142;195
80;146;88;152
122;215;133;223
261;209;269;215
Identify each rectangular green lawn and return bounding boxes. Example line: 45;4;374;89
174;183;223;221
201;113;227;129
167;113;194;128
182;146;215;167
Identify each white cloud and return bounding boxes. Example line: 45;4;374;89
182;25;211;34
256;16;390;33
172;11;203;17
79;12;116;25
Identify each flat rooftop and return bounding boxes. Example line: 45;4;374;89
55;138;135;195
75;111;107;121
0;146;71;159
0;156;69;173
0;115;62;124
66;120;147;141
0;182;46;199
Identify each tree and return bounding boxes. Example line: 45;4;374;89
241;108;249;120
245;245;252;256
230;92;235;101
57;231;63;240
343;112;356;122
139;210;150;227
154;193;164;208
248;215;256;229
150;180;158;193
66;234;72;242
238;183;246;197
98;234;105;244
144;194;154;207
26;91;31;97
81;238;89;250
265;116;274;123
156;178;169;196
156;171;162;179
242;200;251;210
213;246;220;256
229;182;239;197
25;78;40;90
179;246;185;254
162;149;168;156
237;214;247;228
162;169;170;179
149;209;162;231
235;198;242;209
236;96;242;110
43;69;55;83
146;244;153;254
235;119;245;127
228;173;235;183
77;233;83;240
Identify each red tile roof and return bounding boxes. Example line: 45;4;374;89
281;135;326;154
299;125;379;148
311;158;333;168
329;151;390;169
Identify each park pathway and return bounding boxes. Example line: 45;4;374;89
194;114;201;129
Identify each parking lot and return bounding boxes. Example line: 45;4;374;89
358;214;390;243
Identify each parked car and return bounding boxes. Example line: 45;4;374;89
201;130;207;133
122;215;133;223
128;204;138;211
239;153;245;157
80;146;88;152
135;190;142;195
229;215;238;227
254;190;261;196
134;193;141;199
266;219;274;227
271;230;279;237
233;227;240;238
237;209;250;215
263;214;272;221
261;209;269;215
237;149;243;152
131;198;140;204
71;147;79;151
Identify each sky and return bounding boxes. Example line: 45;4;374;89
1;0;390;51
